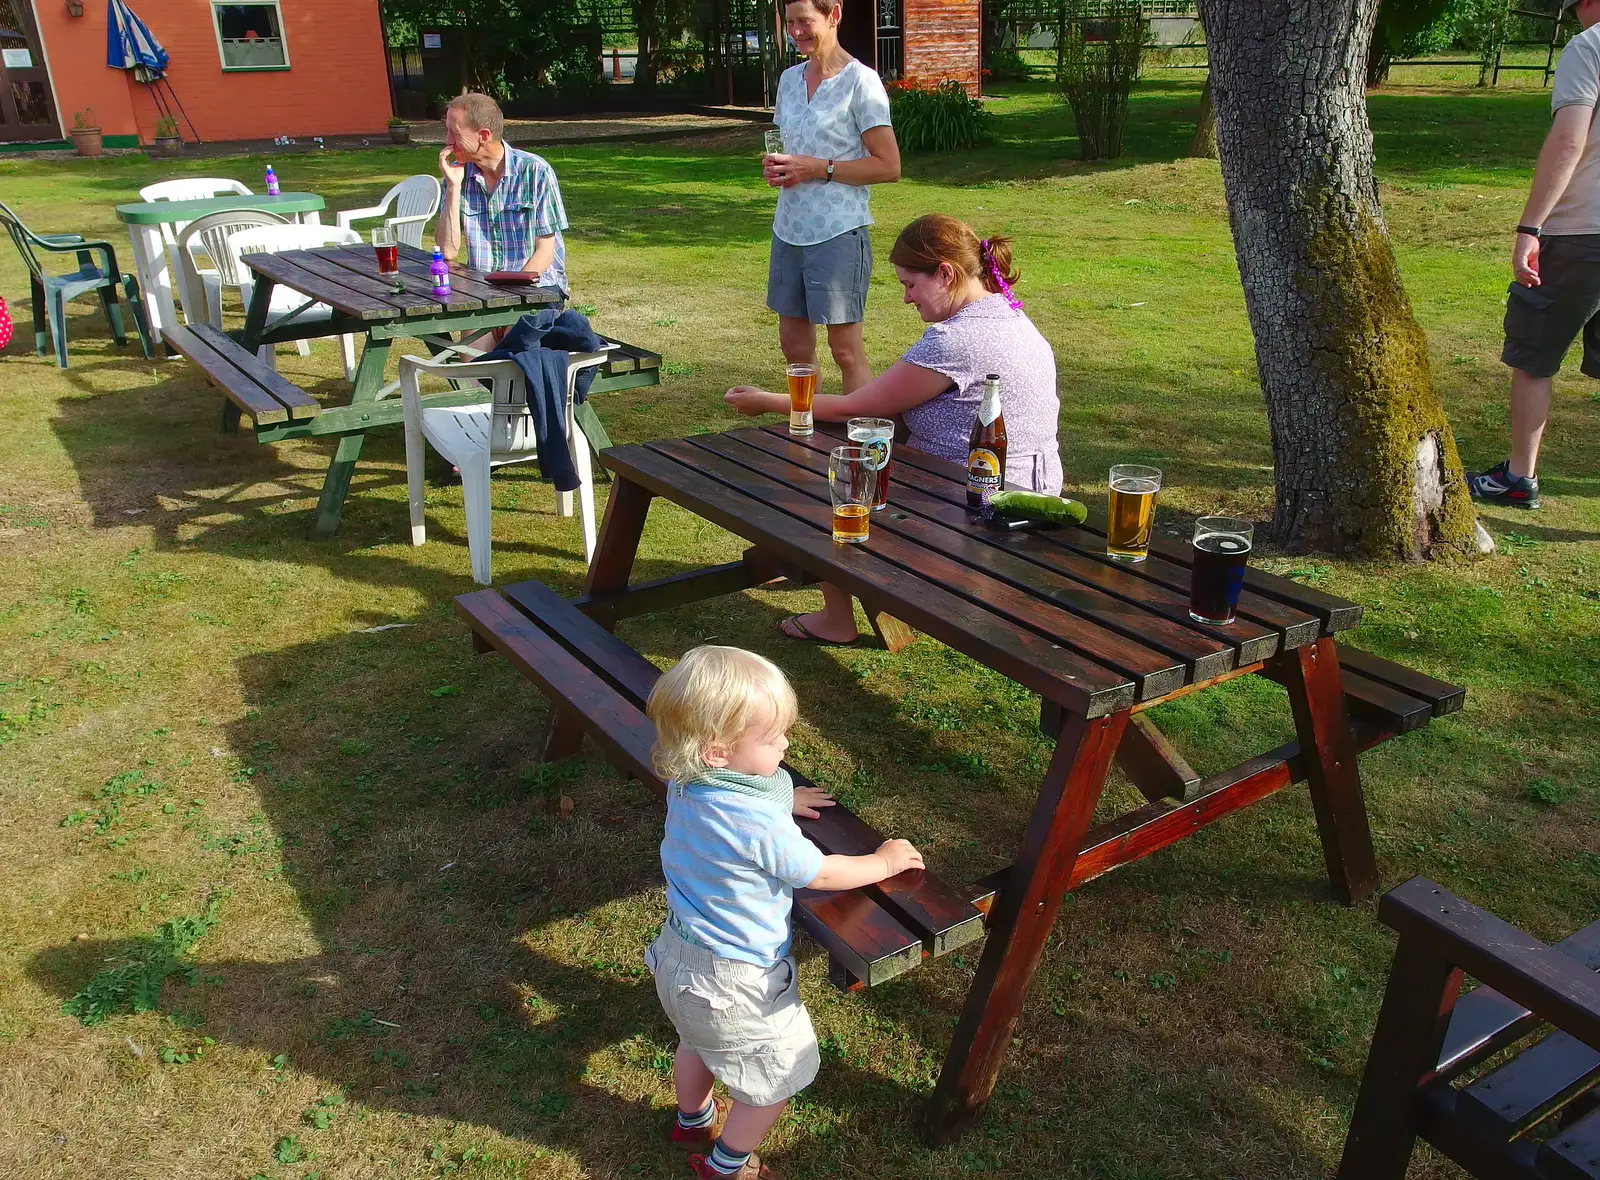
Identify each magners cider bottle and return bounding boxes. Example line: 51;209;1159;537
966;373;1007;509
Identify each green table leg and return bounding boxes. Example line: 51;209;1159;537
308;335;390;538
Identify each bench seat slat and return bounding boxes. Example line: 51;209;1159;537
162;325;289;426
1456;1029;1600;1139
457;584;935;988
1538;1103;1600;1180
1341;667;1435;734
498;578;985;957
1339;646;1465;716
189;322;320;420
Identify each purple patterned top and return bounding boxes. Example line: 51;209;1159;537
901;294;1062;494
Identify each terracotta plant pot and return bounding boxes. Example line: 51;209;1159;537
388;125;410;144
150;135;182;158
69;127;104;157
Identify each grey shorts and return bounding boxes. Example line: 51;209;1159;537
1502;233;1600;379
644;925;819;1108
766;226;872;326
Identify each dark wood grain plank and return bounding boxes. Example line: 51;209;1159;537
393;241;552;307
772;425;1323;650
320;246;476;312
1339;646;1466;716
188;322;319;419
1537;1103;1600;1180
601;442;1134;716
653;436;1184;697
162;324;288;425
733;429;1276;669
792;887;923;987
240;250;400;321
1455;1029;1600;1138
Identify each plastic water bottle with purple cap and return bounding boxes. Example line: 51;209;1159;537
430;249;451;299
264;165;280;196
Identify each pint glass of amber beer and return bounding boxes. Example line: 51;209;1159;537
847;417;893;510
786;363;817;437
829;446;876;543
1107;464;1162;562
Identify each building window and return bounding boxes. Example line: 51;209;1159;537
212;2;289;71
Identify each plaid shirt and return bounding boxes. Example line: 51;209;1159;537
459;146;568;293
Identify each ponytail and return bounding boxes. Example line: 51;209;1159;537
890;214;1024;311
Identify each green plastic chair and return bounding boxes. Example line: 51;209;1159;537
0;200;153;369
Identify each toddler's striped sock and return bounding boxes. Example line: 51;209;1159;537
677;1098;717;1132
706;1138;752;1175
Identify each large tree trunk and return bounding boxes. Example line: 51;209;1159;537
1196;0;1479;559
1188;76;1217;158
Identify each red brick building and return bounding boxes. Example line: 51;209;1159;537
2;0;392;148
836;0;980;95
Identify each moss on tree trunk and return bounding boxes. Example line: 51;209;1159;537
1198;0;1479;560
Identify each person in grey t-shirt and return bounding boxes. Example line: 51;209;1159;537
1470;0;1600;509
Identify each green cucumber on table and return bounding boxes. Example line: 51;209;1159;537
987;491;1089;528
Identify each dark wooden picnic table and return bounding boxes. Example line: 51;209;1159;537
550;420;1456;1142
233;242;570;537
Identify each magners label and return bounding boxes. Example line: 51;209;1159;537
968;448;1002;500
790;408;812;433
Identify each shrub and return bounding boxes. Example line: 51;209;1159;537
888;79;992;154
1055;0;1146;160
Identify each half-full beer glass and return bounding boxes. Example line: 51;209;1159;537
847;417;893;510
786;363;817;437
1189;517;1254;624
1107;464;1162;562
829;446;876;543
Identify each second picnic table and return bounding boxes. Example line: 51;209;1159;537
458;421;1465;1143
162;243;661;538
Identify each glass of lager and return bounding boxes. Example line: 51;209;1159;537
829;446;876;544
847;417;893;510
1189;516;1254;624
1107;463;1162;562
785;363;817;437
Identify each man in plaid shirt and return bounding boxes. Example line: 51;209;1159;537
436;93;568;296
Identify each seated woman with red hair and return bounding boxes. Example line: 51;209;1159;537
726;212;1062;645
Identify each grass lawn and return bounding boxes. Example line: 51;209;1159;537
1;78;1596;1180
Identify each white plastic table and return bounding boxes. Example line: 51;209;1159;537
113;192;325;349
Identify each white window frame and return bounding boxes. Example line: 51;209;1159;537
210;0;291;72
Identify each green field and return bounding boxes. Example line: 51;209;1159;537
0;78;1595;1179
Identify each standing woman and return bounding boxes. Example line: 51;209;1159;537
765;0;901;394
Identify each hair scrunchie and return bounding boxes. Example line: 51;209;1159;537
980;239;1023;312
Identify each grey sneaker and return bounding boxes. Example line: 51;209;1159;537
1467;460;1540;509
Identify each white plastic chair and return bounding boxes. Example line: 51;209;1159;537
336;176;441;249
187;222;361;379
140;178;254;310
399;348;613;583
173;208;288;328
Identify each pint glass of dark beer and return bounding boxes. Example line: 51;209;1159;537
1188;516;1254;624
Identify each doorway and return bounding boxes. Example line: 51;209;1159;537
0;0;60;142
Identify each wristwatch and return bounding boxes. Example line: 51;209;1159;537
1517;224;1542;238
826;159;835;180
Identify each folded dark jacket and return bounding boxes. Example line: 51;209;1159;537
480;309;605;492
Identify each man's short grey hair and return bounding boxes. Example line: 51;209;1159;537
447;92;505;141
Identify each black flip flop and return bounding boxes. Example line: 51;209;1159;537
780;615;858;647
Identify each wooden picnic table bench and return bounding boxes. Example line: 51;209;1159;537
456;574;986;989
160;242;661;536
457;421;1465;1144
1340;877;1600;1180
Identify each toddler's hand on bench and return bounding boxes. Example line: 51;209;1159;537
793;785;836;819
877;838;924;878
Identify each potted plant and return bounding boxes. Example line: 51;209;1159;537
150;115;182;157
69;109;103;157
387;116;410;145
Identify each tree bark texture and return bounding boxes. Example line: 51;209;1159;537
1188;76;1218;158
1196;0;1478;559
